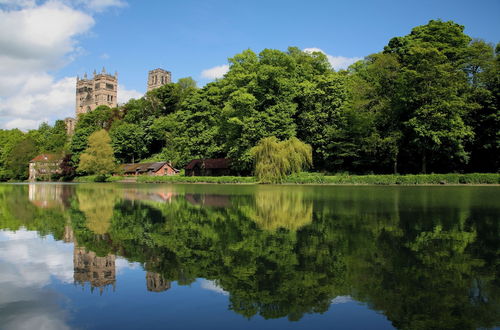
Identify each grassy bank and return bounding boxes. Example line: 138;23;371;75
285;173;500;185
73;175;126;183
74;173;499;185
137;175;256;184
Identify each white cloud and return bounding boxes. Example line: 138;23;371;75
0;1;94;129
100;52;110;59
0;1;128;130
304;47;362;71
118;84;142;104
1;75;76;130
201;64;229;80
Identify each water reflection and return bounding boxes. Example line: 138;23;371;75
0;183;499;329
0;229;73;330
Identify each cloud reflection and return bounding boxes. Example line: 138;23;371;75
200;279;229;296
0;229;73;329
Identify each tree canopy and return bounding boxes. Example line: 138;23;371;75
77;129;116;176
0;19;498;181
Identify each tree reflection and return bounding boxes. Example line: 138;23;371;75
0;184;498;328
76;185;116;235
242;188;313;231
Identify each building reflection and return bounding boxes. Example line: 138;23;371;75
28;183;73;209
74;247;116;294
146;272;171;292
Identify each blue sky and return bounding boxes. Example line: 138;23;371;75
0;0;499;130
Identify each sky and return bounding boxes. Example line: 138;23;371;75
0;0;499;130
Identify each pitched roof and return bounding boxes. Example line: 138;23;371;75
29;154;63;163
120;162;178;174
185;158;231;170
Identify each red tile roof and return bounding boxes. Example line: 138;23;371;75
119;162;178;174
29;154;63;163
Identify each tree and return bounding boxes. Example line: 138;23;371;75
0;129;25;181
384;20;474;173
77;130;116;176
70;105;116;165
465;40;500;172
251;136;312;183
5;137;38;180
110;122;146;163
29;120;68;154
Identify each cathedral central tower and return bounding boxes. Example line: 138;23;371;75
147;68;171;91
76;68;118;115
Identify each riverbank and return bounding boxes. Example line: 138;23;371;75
132;173;499;185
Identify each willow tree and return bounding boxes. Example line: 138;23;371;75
251;137;312;183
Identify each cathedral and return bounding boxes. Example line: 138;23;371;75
65;67;171;135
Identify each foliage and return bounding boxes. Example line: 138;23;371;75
1;19;499;181
5;137;38;180
110;122;147;163
77;129;116;176
251;136;312;183
69;105;117;165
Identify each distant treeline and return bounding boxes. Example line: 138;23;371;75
0;19;498;181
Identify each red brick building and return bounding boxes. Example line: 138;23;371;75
120;162;178;176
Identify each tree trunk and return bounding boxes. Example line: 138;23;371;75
422;150;427;174
393;150;399;174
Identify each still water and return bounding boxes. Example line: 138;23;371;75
0;183;498;330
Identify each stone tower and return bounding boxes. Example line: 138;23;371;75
147;68;171;91
64;117;76;135
76;68;118;116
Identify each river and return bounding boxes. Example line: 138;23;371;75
0;183;498;329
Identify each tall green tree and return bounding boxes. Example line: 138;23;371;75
5;137;38;180
465;40;500;172
77;129;116;176
70;105;115;165
384;20;474;173
110;122;146;163
0;129;25;181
